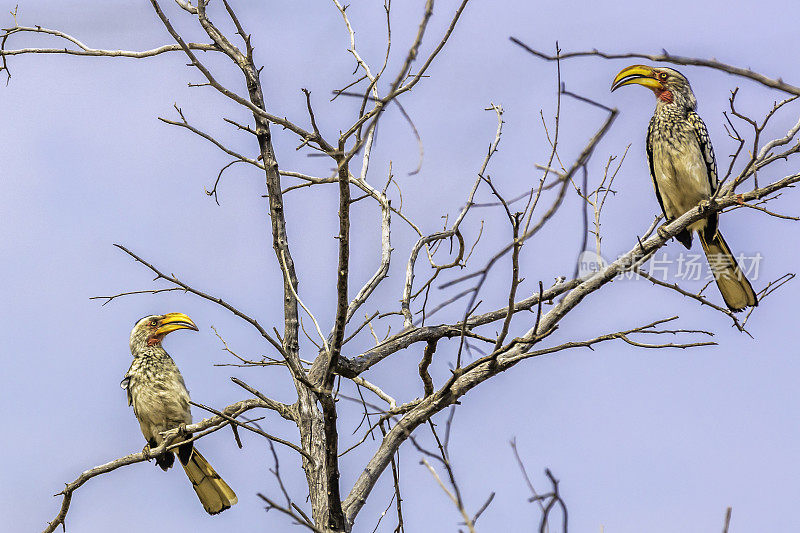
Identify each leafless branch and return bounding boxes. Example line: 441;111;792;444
43;397;281;533
420;458;476;533
0;24;216;65
531;469;568;533
401;103;504;328
112;243;290;364
189;400;309;459
149;0;326;149
509;38;800;96
19;6;800;532
89;287;183;306
722;507;732;533
258;493;326;533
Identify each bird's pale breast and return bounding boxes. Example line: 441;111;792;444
649;111;712;231
127;354;192;445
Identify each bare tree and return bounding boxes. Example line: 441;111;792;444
5;2;798;532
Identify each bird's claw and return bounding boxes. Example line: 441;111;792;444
657;225;671;240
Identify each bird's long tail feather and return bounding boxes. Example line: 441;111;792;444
181;447;238;515
699;230;758;312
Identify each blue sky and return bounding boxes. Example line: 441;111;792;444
2;1;799;532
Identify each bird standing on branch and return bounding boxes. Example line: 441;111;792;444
611;65;757;311
122;313;237;515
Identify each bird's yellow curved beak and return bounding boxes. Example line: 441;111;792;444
611;64;663;92
155;312;199;336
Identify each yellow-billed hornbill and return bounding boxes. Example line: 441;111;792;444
121;313;237;515
611;65;757;311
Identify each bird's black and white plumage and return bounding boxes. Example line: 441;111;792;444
612;65;757;311
123;313;237;515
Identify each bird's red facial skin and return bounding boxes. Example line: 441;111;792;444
657;89;673;103
147;333;162;346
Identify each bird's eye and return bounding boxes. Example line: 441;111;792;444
150;319;158;327
659;72;668;80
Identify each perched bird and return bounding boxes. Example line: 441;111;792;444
611;64;757;311
121;313;237;515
